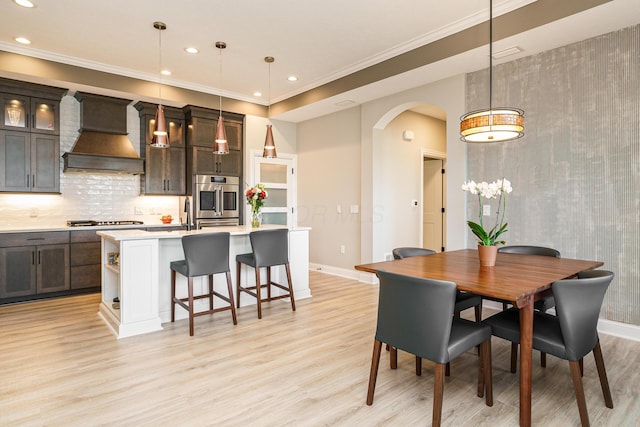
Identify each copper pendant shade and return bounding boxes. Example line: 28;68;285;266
263;124;277;158
459;0;524;143
151;21;169;148
262;56;277;158
213;41;229;155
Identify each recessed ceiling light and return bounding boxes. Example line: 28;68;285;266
14;0;36;8
253;91;262;97
15;37;31;45
161;69;171;76
184;47;199;54
287;75;298;82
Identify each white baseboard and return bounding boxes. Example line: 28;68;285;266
310;266;640;343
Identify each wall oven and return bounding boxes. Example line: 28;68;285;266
193;175;240;228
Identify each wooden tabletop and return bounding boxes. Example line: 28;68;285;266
355;249;603;308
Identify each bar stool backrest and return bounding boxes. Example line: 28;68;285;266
182;232;230;277
250;229;289;267
392;247;436;259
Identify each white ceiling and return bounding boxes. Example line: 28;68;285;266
1;0;639;122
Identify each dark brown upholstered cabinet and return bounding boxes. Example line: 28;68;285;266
0;78;66;193
134;102;186;195
0;232;70;299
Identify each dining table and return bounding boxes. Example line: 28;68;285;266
355;248;604;427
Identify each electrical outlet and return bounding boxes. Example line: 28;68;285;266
483;204;491;216
350;205;359;214
336;204;342;214
412;199;418;207
384;252;393;261
134;206;144;215
340;245;346;254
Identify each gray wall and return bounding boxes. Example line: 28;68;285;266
466;24;639;325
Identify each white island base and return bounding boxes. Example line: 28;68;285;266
97;225;311;338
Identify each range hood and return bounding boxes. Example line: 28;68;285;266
62;92;144;174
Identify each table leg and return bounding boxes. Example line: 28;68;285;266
519;298;534;427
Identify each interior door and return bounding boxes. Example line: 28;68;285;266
423;159;443;252
252;153;296;226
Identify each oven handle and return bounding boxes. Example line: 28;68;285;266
216;185;223;216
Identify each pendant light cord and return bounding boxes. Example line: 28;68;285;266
158;25;163;102
489;0;493;112
268;60;271;120
219;45;223;118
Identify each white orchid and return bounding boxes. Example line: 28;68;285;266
462;177;512;246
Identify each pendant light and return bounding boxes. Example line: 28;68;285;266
151;21;169;148
214;41;229;155
263;56;277;158
460;0;524;142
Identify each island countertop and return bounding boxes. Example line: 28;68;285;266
97;224;310;241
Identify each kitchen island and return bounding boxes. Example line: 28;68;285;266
97;225;310;338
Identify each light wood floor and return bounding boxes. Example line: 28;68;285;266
1;271;638;426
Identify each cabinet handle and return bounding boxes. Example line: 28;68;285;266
38;250;41;265
32;174;35;188
166;179;170;191
32;251;35;265
26;174;30;188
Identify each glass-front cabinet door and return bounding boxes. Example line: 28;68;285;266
1;94;30;131
253;155;296;226
31;98;58;134
1;95;58;134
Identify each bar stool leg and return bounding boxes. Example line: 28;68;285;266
208;274;214;311
225;271;238;325
236;261;242;308
171;270;177;323
267;267;272;300
255;267;262;319
285;263;296;311
187;277;195;336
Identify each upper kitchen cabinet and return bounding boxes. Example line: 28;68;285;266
0;78;66;193
134;102;186;195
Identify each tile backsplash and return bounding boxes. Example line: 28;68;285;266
0;95;181;229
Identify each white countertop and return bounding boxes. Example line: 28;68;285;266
0;222;182;234
97;224;311;241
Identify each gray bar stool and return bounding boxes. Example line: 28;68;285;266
236;228;296;319
171;232;237;336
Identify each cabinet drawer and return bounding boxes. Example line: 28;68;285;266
70;241;101;266
0;231;69;248
70;230;100;243
70;264;100;289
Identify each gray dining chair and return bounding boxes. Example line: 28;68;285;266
496;245;561;371
236;228;295;319
366;270;493;427
170;232;238;336
392;247;484;375
483;269;614;427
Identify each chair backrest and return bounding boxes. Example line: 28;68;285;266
392;247;436;260
498;245;560;257
250;228;289;267
553;269;614;360
375;270;456;364
182;232;230;276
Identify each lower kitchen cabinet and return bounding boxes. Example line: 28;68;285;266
70;230;102;290
0;233;70;299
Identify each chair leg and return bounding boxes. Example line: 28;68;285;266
433;363;446;427
389;346;398;369
266;266;272;300
480;339;493;406
445;362;450;377
285;263;296;311
236;261;242;308
171;270;176;323
569;360;590;427
593;342;613;408
579;357;584;377
255;266;262;319
208;274;214;310
225;271;238;325
474;304;482;322
510;343;518;373
366;340;383;405
415;356;422;376
541;351;547;368
187;277;195;336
